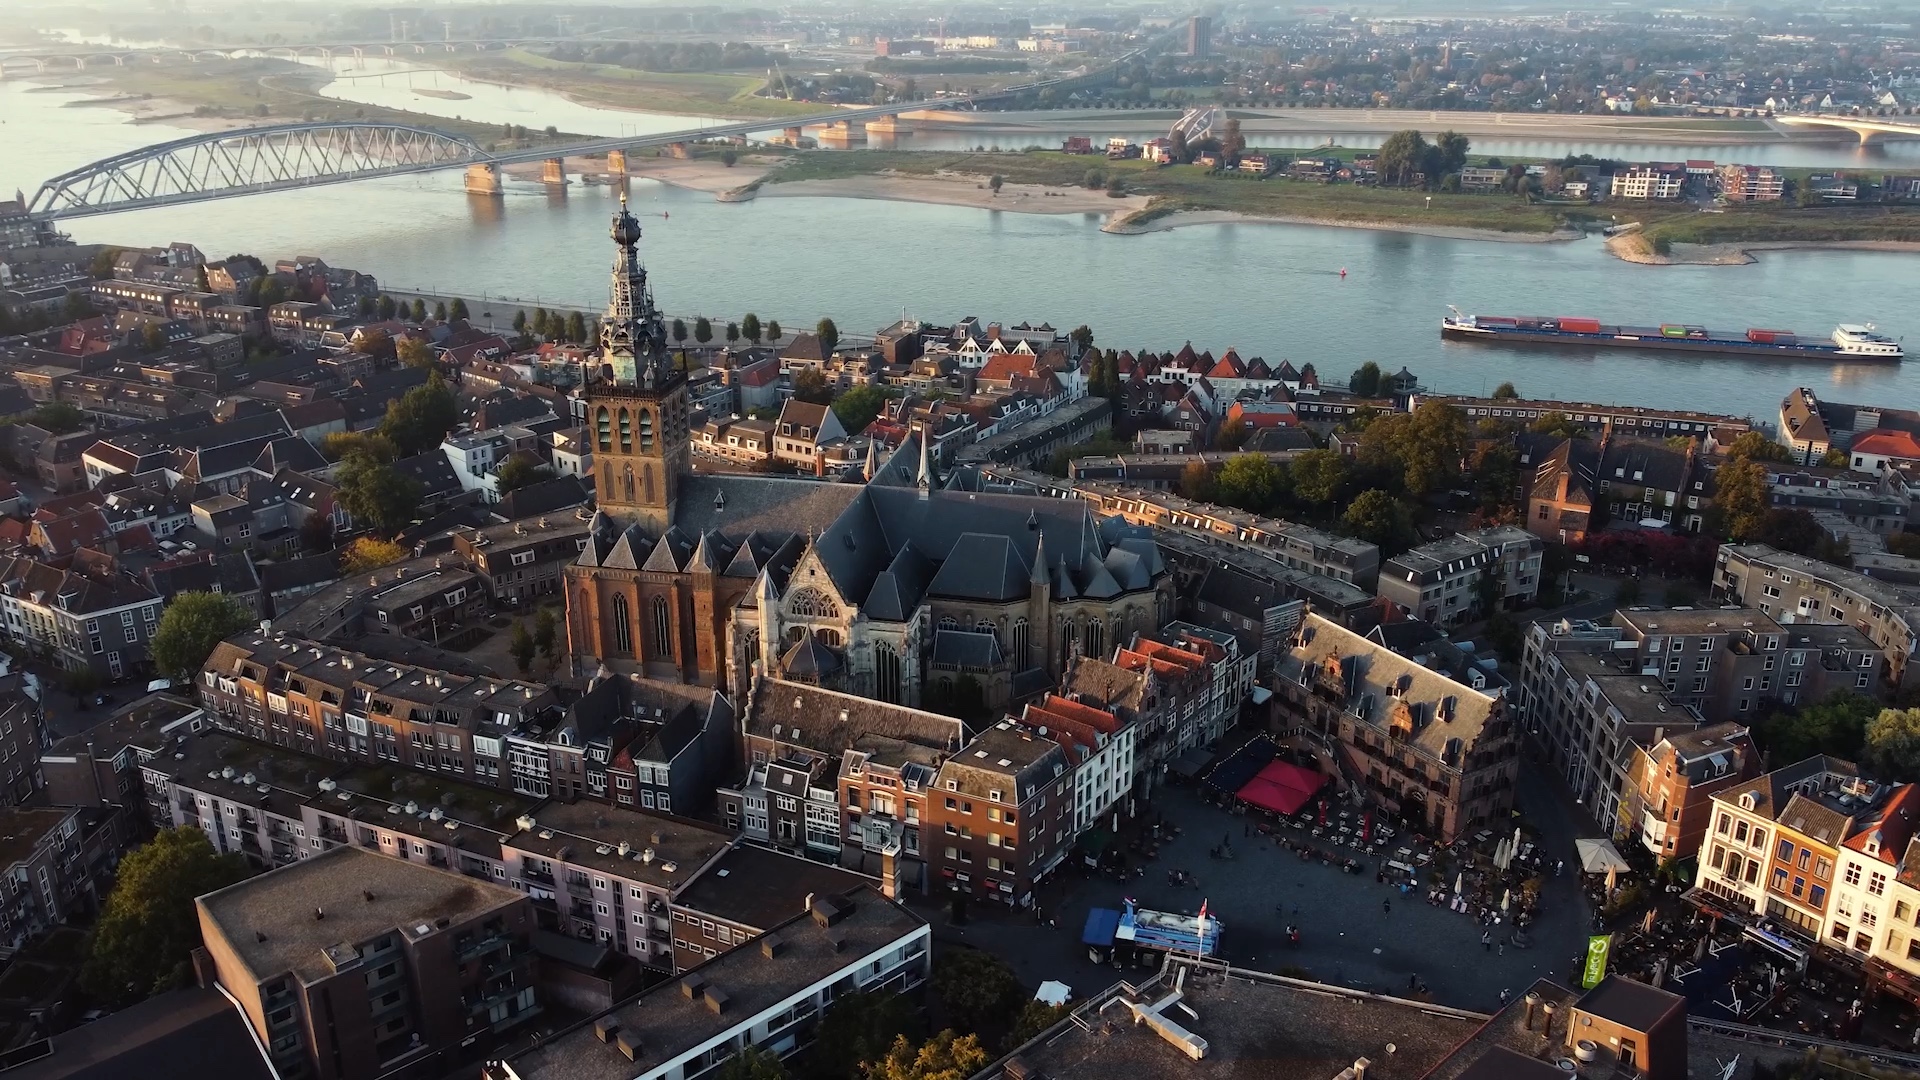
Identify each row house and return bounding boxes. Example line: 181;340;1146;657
1060;655;1164;792
836;734;942;894
1009;693;1133;837
364;567;490;641
665;841;879;973
451;514;594;608
1276;613;1519;844
1376;526;1543;628
692;417;774;468
198;633;562;791
1822;783;1920;983
1116;639;1219;753
927;721;1070;907
1770;467;1911;537
1414;393;1747;440
0;556;162;680
1622;723;1760;862
1692;756;1863;945
506;674;733;817
1713;543;1918;693
1779;387;1920;465
1159;621;1259;725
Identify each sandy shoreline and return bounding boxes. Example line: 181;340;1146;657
1604;233;1920;265
1102;207;1582;243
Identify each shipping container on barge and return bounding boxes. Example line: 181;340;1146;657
1441;307;1902;361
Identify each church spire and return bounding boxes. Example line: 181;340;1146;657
600;190;669;387
915;425;933;492
864;437;878;482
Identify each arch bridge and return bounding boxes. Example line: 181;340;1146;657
1775;113;1920;145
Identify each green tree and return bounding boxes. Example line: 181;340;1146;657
450;297;470;321
396;336;436;369
695;317;714;345
817;317;840;354
319;431;399;464
672;318;688;345
1376;129;1430;186
807;991;921;1080
534;607;559;665
767;319;782;341
1291;448;1351;506
1713;458;1772;542
721;149;739;168
300;512;336;553
495;456;556;494
1214;417;1249;451
409;298;427;322
512;310;528;334
932;948;1025;1041
533;308;551;338
142;323;167;352
1344;489;1416;553
81;828;248;1004
1366;401;1467;496
1865;708;1920;781
834;385;890;435
1214;454;1280;511
1069;324;1094;354
434;300;449;323
1348;361;1382;397
863;1032;988;1080
378;294;398;319
566;311;587;343
1888;532;1920;559
335;452;424;534
380;374;459;456
792;369;833;405
742;312;762;344
1221;117;1247;160
1179;459;1215;503
717;1046;787;1080
510;621;536;676
1434;129;1471;173
1471;441;1521;514
1760;690;1881;764
149;591;256;682
1528;411;1586;438
989;174;1005;195
1491;382;1519;400
29;402;84;434
726;321;741;346
341;536;409;575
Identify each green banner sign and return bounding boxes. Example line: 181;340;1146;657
1582;934;1612;989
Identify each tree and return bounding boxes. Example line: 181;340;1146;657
1348;361;1382;397
717;1046;786;1080
1291;448;1350;506
1471;441;1521;515
1615;577;1642;605
335;453;424;534
1376;129;1431;186
721;149;739;168
495;456;556;494
1865;709;1920;781
1399;401;1468;496
434;300;449;323
380;373;459;456
82;829;247;1004
377;295;398;320
1888;532;1920;559
320;431;399;464
1084;168;1106;189
767;319;782;342
566;311;587;342
1069;324;1094;354
989;174;1005;195
742;312;762;344
1009;1001;1071;1047
1221;116;1246;159
672;318;688;345
450;297;470;321
142;323;167;352
1726;431;1794;464
29;402;84;434
1491;382;1519;400
409;298;427;322
1713;458;1772;542
792;369;833;405
726;321;741;346
1214;454;1280;511
817;317;839;354
512;310;528;334
1434;129;1471;174
300;512;336;553
807;991;921;1080
834;385;890;435
1344;489;1416;553
864;1032;988;1080
1179;459;1215;503
510;621;536;676
1759;690;1880;764
534;607;559;666
1214;417;1249;451
694;316;714;345
341;536;409;575
396;336;436;369
149;591;256;682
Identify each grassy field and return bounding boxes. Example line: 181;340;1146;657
67;58;582;148
443;49;822;120
1638;205;1920;246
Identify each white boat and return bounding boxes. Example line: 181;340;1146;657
1832;324;1904;357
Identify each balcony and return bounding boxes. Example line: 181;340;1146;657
1641;810;1670;850
456;931;515;962
521;866;554;885
564;877;593;898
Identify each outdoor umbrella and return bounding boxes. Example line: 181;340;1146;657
1643;908;1658;933
1454;872;1464;895
1606;864;1618;892
1362;812;1372;843
1501;889;1511;912
1494;838;1509;870
1512;826;1523;860
1318;801;1327;827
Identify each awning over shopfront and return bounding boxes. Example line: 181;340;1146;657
1235;760;1327;816
1168;747;1214;781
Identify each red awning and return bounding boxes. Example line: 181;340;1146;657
1235;760;1327;816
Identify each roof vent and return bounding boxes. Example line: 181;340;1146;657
593;1017;620;1043
761;934;786;959
680;974;707;1000
703;987;731;1015
615;1032;643;1061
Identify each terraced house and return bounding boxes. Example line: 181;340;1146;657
0;556;161;679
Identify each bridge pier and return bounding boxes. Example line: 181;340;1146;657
865;115;902;135
817;119;864;144
782;127;804;145
666;143;691;159
541;158;568;186
606;149;628;176
464;163;503;196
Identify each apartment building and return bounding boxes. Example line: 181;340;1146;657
1611;607;1786;723
0;805;127;949
452;514;595;608
1713;543;1918;693
1824;784;1920;971
927;722;1070;907
771;400;848;471
0;556;162;679
197;633;562;791
1721;164;1786;201
1375;526;1543;628
835;735;940;893
1614;165;1685;200
491;888;929;1080
1693;757;1865;942
1623;723;1758;862
1408;394;1747;440
1276;614;1519;844
197;846;539;1080
40;693;205;810
1010;693;1134;836
667;842;877;973
1778;386;1920;466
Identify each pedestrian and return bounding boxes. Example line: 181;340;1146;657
1499;988;1512;1006
1482;930;1492;952
1409;972;1420;991
1556;859;1565;877
1383;898;1391;916
1498;941;1506;957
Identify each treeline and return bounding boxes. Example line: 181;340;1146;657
868;56;1029;74
541;41;770;72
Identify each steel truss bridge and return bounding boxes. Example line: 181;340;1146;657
23;58;1136;221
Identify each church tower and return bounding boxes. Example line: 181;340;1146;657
588;192;689;534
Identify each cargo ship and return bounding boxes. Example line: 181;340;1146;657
1441;308;1903;361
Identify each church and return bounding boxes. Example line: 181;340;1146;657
564;197;1173;713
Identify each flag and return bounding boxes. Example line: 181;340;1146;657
1582;934;1612;989
1198;899;1209;921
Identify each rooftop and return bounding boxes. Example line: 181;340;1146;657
1614;606;1780;637
0;808;73;869
672;843;877;931
505;800;731;891
196;845;525;986
502;887;924;1080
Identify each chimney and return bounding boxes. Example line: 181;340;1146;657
1351;1059;1370;1080
761;934;786;959
881;847;901;900
703;987;731;1015
615;1032;643;1061
1541;1003;1557;1042
593;1017;620;1043
1523;991;1540;1032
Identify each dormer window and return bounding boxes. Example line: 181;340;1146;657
1738;793;1757;811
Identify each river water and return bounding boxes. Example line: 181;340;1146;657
3;57;1917;422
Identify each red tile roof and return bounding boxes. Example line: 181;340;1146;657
1853;430;1920;460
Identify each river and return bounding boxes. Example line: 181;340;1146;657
3;59;1916;423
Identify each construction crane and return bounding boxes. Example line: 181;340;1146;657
767;61;794;100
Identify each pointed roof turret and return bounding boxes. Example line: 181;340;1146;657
1029;527;1051;589
916;427;933;490
864;438;878;482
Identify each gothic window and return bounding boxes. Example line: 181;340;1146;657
1061;618;1080;668
650;597;672;660
618;409;633;453
609;593;632;655
788;588;840;619
639;410;655;452
875;642;903;704
975;620;997;642
596;408;612;452
1011;618;1030;670
623;465;635;504
642;463;654;505
1156;592;1170;626
787;626;808;645
1086;619;1105;661
742;629;760;665
939;616;958;631
815;628;843;648
601;461;612;499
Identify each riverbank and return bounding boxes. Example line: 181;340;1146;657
1606;231;1920;265
441;49;818;121
1103;204;1584;242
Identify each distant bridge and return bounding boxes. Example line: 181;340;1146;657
1169;106;1217;143
1775;113;1920;145
25;58;1135;220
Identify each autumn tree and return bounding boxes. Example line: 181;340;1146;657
341;536;409;575
862;1032;987;1080
1179;459;1215;503
1866;708;1920;781
149;591;256;682
82;829;247;1003
510;621;536;676
320;431;400;464
807;991;920;1080
396;335;436;369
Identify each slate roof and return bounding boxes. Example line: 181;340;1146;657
1278;614;1501;766
745;677;966;756
389;452;465;500
930;629;1003;669
495;475;590;520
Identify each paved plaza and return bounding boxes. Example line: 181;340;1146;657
928;762;1596;1013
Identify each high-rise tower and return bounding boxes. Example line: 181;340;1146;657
587;193;688;534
